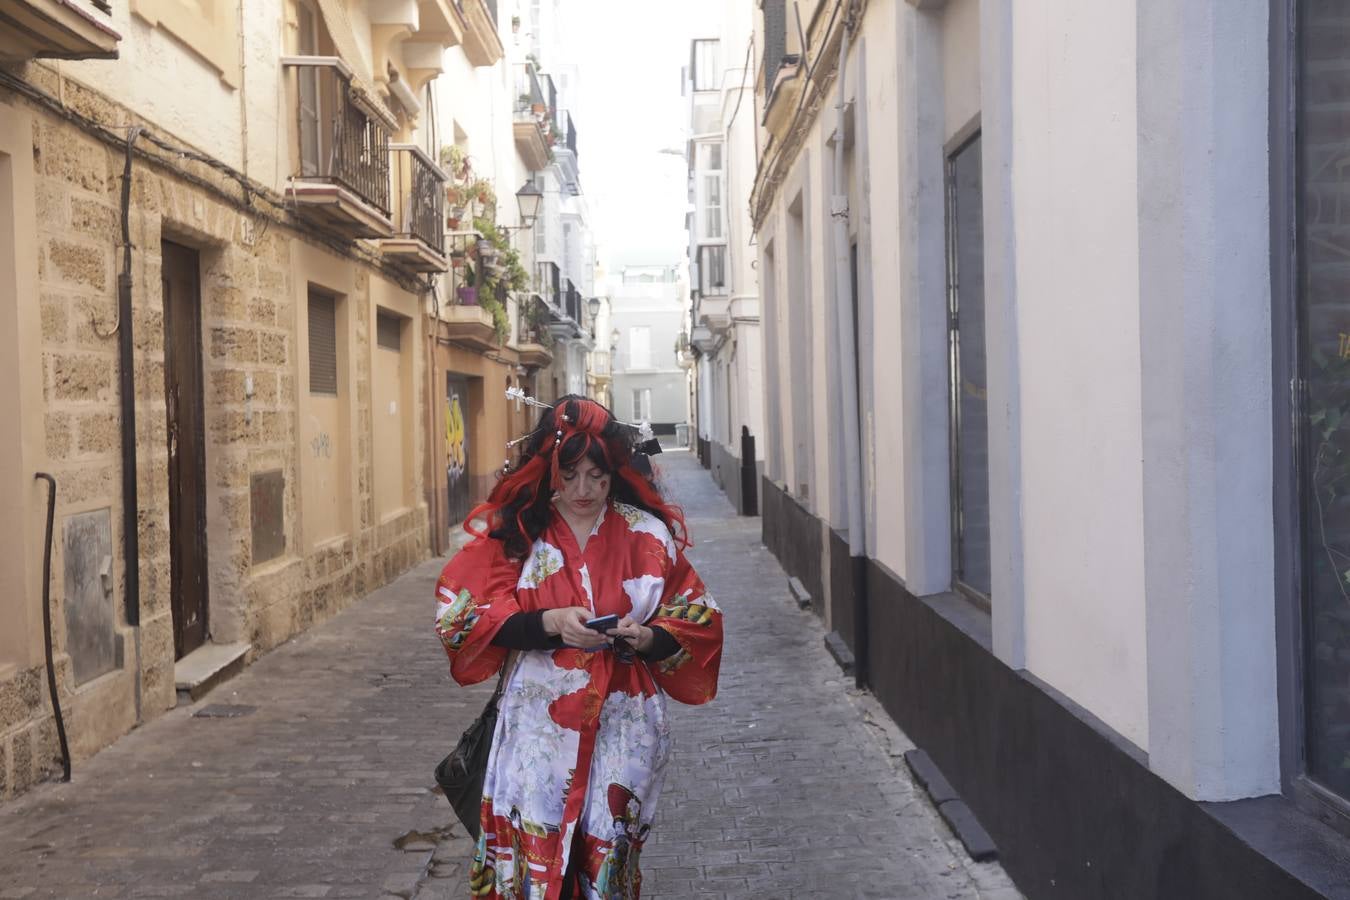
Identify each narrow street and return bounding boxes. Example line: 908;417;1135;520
0;451;1015;899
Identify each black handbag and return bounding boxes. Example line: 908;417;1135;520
435;655;514;839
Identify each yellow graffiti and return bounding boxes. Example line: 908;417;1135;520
446;393;466;480
1339;333;1350;360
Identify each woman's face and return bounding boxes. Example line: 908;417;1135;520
556;461;611;520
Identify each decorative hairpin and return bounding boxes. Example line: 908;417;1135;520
501;387;655;451
505;386;554;411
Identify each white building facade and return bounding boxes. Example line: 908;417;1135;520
684;7;764;516
609;266;691;435
750;0;1350;896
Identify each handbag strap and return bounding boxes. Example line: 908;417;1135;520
489;651;518;705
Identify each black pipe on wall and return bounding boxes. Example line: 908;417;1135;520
33;472;71;782
117;126;142;628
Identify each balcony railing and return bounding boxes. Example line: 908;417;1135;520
390;145;446;254
564;281;582;323
513;64;552;170
590;351;611;377
285;56;392;217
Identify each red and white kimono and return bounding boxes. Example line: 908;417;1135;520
434;501;723;899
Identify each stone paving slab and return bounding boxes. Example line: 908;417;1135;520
0;450;1020;899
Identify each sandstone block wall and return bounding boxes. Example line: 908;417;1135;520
0;77;429;802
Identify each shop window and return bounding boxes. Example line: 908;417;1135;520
946;133;991;603
1295;0;1350;812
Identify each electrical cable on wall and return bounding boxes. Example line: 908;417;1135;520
0;68;427;296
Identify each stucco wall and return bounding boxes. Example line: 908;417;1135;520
59;0;263;180
862;3;907;578
1010;0;1149;750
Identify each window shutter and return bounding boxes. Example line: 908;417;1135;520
763;0;787;92
308;290;338;394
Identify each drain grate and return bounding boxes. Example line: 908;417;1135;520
193;704;257;718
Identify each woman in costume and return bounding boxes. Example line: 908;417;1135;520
434;394;723;899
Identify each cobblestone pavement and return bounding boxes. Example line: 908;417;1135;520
0;450;1019;899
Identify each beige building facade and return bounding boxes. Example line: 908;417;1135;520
0;0;474;800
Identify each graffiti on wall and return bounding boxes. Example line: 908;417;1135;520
311;432;332;458
446;392;466;483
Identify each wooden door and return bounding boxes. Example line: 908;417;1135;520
162;241;209;659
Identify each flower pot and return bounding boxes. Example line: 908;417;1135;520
457;286;478;305
447;216;461;230
531;103;546;116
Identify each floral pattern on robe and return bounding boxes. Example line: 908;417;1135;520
434;502;723;899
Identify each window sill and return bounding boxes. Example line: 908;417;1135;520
1203;792;1350;897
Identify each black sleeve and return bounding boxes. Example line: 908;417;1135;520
490;611;563;651
640;625;681;662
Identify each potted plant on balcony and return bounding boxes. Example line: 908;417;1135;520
473;178;496;211
440;144;472;181
457;263;479;305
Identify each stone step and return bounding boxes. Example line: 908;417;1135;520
174;641;250;706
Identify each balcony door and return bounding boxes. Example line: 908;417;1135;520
297;0;325;177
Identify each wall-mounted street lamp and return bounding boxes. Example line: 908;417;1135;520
516;180;543;227
610;327;620;353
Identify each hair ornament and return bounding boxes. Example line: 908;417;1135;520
505;385;554;411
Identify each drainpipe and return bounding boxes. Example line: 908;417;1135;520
829;5;868;689
118;127;144;718
427;280;442;556
34;472;71;782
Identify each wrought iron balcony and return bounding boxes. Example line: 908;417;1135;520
513;64;552;171
380;144;448;271
0;0;120;62
283;56;394;239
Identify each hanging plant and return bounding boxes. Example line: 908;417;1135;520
439;144;472;181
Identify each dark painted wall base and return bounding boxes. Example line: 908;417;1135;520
761;478;823;618
828;527;854;652
761;485;1347;899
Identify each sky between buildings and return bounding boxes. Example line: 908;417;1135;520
566;0;725;274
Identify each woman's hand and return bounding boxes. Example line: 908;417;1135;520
607;616;655;655
542;607;608;650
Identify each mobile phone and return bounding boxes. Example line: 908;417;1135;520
584;613;620;633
